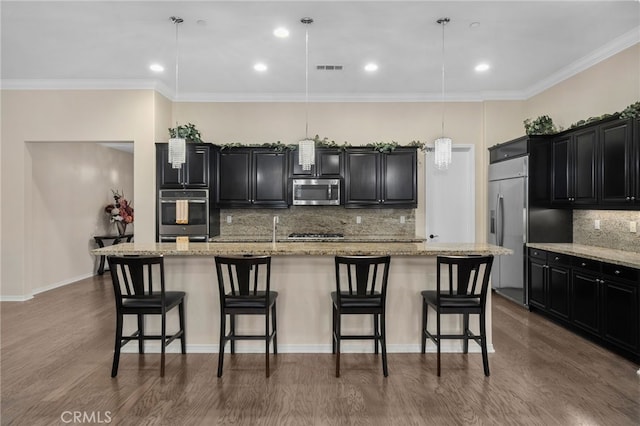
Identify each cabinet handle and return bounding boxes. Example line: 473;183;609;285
554;256;560;261
581;262;586;267
626;197;631;201
614;270;620;275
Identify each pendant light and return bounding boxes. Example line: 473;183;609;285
434;17;452;170
168;16;186;169
298;17;315;171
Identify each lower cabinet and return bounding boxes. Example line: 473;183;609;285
528;248;640;362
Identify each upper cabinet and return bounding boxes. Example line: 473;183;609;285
157;143;212;188
344;148;417;208
217;148;288;208
547;117;639;210
289;148;343;178
551;126;598;206
599;119;636;205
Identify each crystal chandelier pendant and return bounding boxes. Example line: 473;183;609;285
434;137;452;170
168;138;186;169
298;139;315;171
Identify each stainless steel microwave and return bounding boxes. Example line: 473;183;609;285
292;179;340;206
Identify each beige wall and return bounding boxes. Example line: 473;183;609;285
1;90;156;298
1;44;638;299
27;143;133;293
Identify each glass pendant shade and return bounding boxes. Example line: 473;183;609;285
434;137;452;170
298;139;315;171
168;137;186;169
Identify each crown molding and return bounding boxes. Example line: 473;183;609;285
523;27;640;99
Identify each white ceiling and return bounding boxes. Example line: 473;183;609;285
2;1;639;102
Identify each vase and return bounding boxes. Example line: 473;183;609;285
115;222;127;236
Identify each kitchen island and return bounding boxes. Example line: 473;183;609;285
92;241;510;355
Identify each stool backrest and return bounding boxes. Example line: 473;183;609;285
214;255;271;303
107;255;165;309
436;255;494;303
334;255;391;301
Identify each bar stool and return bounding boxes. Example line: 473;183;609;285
214;255;277;377
107;255;186;377
332;255;391;377
421;255;494;376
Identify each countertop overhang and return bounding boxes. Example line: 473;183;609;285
92;241;512;257
527;243;640;269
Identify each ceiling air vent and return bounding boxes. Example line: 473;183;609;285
316;65;343;71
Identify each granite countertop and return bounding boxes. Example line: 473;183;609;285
210;235;427;243
92;241;511;257
527;243;640;269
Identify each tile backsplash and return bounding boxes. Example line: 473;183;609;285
219;206;415;238
573;210;640;253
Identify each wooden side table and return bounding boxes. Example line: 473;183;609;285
93;234;134;275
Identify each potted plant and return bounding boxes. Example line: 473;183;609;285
168;123;203;143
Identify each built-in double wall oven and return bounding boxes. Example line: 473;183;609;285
158;189;209;241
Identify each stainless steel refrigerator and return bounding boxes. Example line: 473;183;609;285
488;155;572;306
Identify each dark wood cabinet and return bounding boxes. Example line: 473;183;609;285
157;143;211;188
529;247;640;362
527;249;570;320
289;148;342;177
599;119;635;205
571;267;600;336
551;127;597;206
217;148;288;208
344;148;417;208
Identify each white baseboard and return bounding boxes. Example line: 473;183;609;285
33;272;95;295
122;341;495;354
0;294;34;302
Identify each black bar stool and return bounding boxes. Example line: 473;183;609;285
214;255;277;377
332;255;391;377
421;255;494;376
107;255;186;377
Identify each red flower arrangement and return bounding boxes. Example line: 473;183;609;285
105;190;134;224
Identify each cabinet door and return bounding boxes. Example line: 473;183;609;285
551;136;572;205
252;151;288;207
184;145;210;187
345;151;381;206
602;278;639;352
528;258;547;309
157;144;183;187
571;269;600;336
600;119;633;205
548;263;570;320
572;128;597;205
217;150;251;206
529;139;551;206
316;149;342;177
382;150;417;206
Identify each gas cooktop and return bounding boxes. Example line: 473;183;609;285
287;233;344;240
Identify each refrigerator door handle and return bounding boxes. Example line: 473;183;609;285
498;195;505;246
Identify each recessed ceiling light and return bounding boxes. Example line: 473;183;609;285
254;63;268;72
364;63;378;72
149;63;164;72
273;27;289;38
475;63;490;72
470;22;480;28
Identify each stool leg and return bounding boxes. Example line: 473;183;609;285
480;311;490;376
137;314;145;354
436;309;441;377
265;307;270;378
160;311;166;377
272;302;278;355
332;304;336;354
381;313;388;377
217;313;226;377
230;314;236;354
335;309;341;378
179;301;186;354
374;314;379;354
463;313;470;354
111;313;123;377
421;299;427;354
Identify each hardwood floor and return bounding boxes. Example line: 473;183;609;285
2;274;639;425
